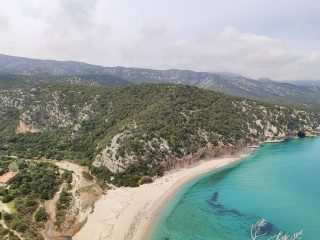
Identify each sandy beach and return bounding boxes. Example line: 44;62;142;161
74;150;252;240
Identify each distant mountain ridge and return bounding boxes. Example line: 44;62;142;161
103;66;320;110
1;53;320;110
0;74;131;87
287;80;320;87
0;53;107;75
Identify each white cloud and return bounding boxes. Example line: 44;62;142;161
1;0;320;80
0;13;10;31
140;22;168;38
113;26;320;80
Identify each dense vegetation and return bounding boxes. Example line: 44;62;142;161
91;159;162;187
0;224;20;240
55;189;72;227
0;84;319;187
0;158;69;239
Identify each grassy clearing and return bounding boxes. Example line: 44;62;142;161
7;200;16;214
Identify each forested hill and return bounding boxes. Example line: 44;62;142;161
0;74;131;87
104;67;320;110
1;53;320;110
0;84;319;186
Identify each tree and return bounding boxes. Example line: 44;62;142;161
35;207;48;222
2;194;13;203
251;219;303;240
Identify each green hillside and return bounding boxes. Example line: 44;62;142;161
0;84;319;186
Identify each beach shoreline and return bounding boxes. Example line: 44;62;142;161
73;148;253;240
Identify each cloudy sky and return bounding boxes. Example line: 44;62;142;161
1;0;320;80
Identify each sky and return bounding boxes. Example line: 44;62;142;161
1;0;320;80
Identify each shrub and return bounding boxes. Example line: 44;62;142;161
11;218;27;232
3;212;11;221
35;207;48;222
2;194;13;203
139;176;153;184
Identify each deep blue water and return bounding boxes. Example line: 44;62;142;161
149;137;320;240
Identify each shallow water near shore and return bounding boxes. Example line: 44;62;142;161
149;137;320;240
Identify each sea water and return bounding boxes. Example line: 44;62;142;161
150;137;320;240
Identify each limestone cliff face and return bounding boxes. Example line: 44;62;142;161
93;151;132;173
0;88;96;132
94;140;247;173
16;120;39;133
93;130;170;173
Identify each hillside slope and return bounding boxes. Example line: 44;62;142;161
0;84;319;186
1;53;319;110
0;74;131;87
104;67;320;110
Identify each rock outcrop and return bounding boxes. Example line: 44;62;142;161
160;142;246;171
16;120;39;133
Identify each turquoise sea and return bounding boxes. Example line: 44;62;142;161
149;137;320;240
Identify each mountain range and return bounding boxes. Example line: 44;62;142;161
0;53;319;110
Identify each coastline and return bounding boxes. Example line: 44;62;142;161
73;148;253;240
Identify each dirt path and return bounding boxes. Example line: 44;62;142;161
44;186;64;240
0;201;10;213
55;161;93;194
0;220;24;239
42;161;103;238
43;161;89;240
0;197;22;238
2;158;102;239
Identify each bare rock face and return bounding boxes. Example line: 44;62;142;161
93;133;134;173
93;138;246;173
298;130;317;138
16;120;39;133
160;142;246;171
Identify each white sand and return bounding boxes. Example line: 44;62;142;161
74;151;251;240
